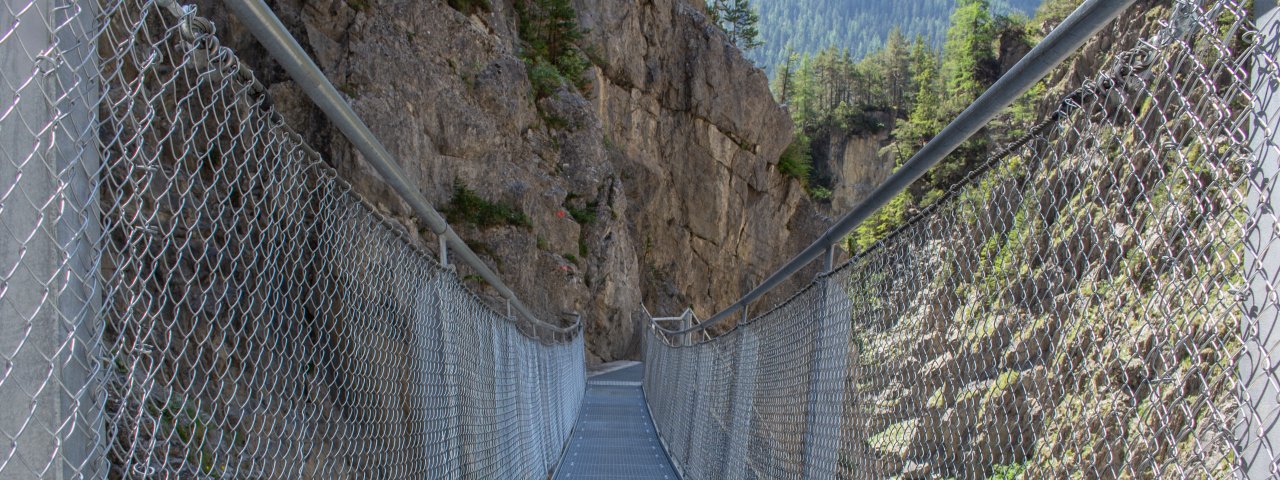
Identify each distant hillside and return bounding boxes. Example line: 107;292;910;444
747;0;1044;74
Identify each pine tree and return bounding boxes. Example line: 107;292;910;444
940;0;996;115
708;0;763;51
877;28;912;113
517;0;584;64
791;53;818;129
516;0;589;97
772;46;799;104
906;35;935;107
898;45;942;154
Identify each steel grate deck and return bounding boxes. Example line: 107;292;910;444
554;364;679;479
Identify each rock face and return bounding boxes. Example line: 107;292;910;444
203;0;820;362
809;125;897;212
833;2;1242;478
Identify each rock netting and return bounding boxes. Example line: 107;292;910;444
834;2;1243;478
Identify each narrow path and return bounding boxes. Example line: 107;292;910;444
554;363;680;480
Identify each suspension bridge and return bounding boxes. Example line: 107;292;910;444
2;0;1280;478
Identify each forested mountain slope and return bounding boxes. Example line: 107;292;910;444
747;0;1043;74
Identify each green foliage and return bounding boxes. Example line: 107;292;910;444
527;58;565;99
807;185;832;201
1031;0;1082;29
563;193;598;224
445;181;532;229
784;46;902;132
989;461;1028;479
565;203;597;225
746;0;1043;77
778;134;813;185
708;0;764;51
850;192;911;252
517;0;590;98
784;0;1039;250
940;0;997;114
771;47;799;103
446;0;490;14
867;418;919;456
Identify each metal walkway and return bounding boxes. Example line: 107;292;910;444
554;363;680;480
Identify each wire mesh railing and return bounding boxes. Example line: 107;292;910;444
0;0;584;477
645;0;1280;478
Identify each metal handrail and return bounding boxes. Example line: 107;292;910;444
221;0;577;334
653;0;1140;336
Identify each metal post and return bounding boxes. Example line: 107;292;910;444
0;0;102;477
1242;2;1280;476
681;310;693;347
440;235;449;268
802;275;852;478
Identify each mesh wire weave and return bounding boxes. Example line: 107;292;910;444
0;0;584;477
645;1;1280;478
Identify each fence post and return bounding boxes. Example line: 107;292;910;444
0;0;102;477
1243;2;1280;477
802;273;852;478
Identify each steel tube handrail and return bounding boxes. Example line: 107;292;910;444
221;0;576;334
657;0;1139;336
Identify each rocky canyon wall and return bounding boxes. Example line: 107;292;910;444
200;0;824;362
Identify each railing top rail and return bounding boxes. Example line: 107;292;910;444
219;0;577;335
653;0;1140;336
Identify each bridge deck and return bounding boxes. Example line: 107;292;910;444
554;363;680;480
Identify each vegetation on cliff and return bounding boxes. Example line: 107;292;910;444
746;0;1043;75
772;0;1075;247
706;0;764;51
830;1;1249;477
515;0;590;99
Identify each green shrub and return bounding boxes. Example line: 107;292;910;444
778;134;813;185
527;57;566;99
444;181;532;228
565;204;597;225
989;462;1027;479
807;185;832;201
849;192;911;252
517;0;590;98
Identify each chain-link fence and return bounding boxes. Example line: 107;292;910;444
0;0;584;477
645;0;1280;478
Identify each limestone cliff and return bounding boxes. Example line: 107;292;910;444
809;124;898;213
202;0;821;362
